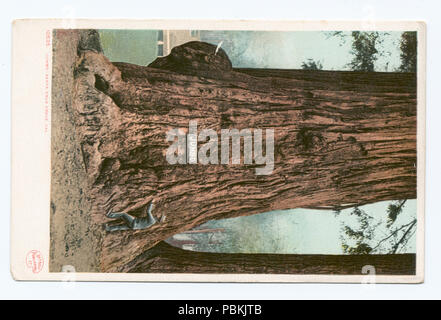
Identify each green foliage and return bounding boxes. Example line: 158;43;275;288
399;32;417;72
386;200;406;227
340;200;416;255
327;31;395;72
342;242;372;255
348;31;380;72
340;207;377;254
301;59;323;70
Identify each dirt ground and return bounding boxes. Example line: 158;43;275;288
49;30;102;272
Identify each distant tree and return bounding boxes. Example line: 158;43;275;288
301;59;323;70
348;31;380;72
399;32;417;72
326;31;393;72
340;200;416;255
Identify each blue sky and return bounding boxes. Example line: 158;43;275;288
201;200;416;254
99;29;404;71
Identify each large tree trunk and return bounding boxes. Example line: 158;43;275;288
71;39;416;272
127;242;416;275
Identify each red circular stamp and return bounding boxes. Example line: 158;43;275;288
26;250;44;274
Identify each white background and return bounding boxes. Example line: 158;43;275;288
1;0;440;299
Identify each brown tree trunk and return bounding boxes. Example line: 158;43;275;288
71;40;416;272
128;242;416;275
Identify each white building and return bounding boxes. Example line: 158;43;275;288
157;30;201;57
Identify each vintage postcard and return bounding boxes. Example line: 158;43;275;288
11;19;425;282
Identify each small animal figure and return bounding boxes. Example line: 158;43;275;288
105;200;157;232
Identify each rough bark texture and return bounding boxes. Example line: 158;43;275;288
66;34;417;272
128;242;416;275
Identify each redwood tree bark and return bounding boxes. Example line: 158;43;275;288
72;40;416;272
128;242;416;275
